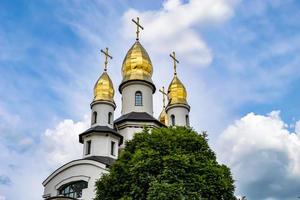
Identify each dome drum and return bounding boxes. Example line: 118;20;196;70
165;103;190;112
118;79;156;94
90;99;116;110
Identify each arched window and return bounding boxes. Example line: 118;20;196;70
186;115;190;126
171;115;175;126
108;112;112;124
59;181;88;198
135;91;143;106
92;112;97;124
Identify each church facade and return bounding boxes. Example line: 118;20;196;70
42;18;191;200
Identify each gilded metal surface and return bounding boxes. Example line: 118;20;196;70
93;72;115;102
159;109;169;126
121;41;153;83
167;75;187;105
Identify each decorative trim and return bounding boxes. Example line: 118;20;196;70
90;100;116;110
166;103;190;112
118;79;156;94
79;126;123;145
42;159;107;186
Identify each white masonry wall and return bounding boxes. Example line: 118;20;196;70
43;159;107;200
166;106;190;126
82;134;119;159
91;102;115;128
116;121;160;148
121;83;153;115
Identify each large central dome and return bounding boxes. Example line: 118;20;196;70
121;41;153;84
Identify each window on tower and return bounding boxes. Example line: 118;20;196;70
186;115;190;126
92;111;97;124
171;115;175;126
58;180;88;198
86;141;91;155
108;112;112;124
135;91;143;106
111;141;116;156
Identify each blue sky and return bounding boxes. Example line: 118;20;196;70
1;0;300;200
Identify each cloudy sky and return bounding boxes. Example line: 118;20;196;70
1;0;300;199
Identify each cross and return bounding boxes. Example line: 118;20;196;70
132;17;144;41
170;51;179;75
100;47;113;72
159;86;168;108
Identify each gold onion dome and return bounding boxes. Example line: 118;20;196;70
167;75;187;105
159;109;168;126
121;41;153;84
93;71;115;102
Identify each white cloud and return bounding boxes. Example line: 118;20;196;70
40;116;89;167
121;0;239;67
217;111;300;200
0;116;89;200
0;195;6;200
296;121;300;134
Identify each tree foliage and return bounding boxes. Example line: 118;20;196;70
95;127;236;200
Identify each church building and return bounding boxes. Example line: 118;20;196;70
42;17;191;200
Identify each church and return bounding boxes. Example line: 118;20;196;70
42;17;191;200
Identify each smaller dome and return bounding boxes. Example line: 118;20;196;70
159;109;168;126
121;41;153;83
167;75;187;105
93;72;115;102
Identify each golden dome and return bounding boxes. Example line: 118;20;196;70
121;41;153;83
93;72;115;102
167;75;187;105
159;109;168;126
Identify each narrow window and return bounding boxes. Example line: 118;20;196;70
135;91;143;106
171;115;175;126
108;112;112;124
86;141;91;155
92;111;97;124
111;141;116;156
186;115;190;126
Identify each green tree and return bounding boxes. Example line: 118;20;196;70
95;127;236;200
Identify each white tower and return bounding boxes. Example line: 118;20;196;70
166;52;190;127
115;17;163;145
79;48;123;159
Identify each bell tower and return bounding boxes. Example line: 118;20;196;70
115;17;162;146
166;51;190;127
79;47;122;159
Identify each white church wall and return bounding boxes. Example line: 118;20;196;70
82;134;119;159
117;121;160;148
43;159;107;200
91;103;115;128
121;83;153;115
167;106;189;126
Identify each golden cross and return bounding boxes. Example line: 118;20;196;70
170;51;179;75
159;86;168;108
132;17;144;41
100;47;113;71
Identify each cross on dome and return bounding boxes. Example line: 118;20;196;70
159;86;168;108
100;47;113;72
132;17;144;41
169;51;179;75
